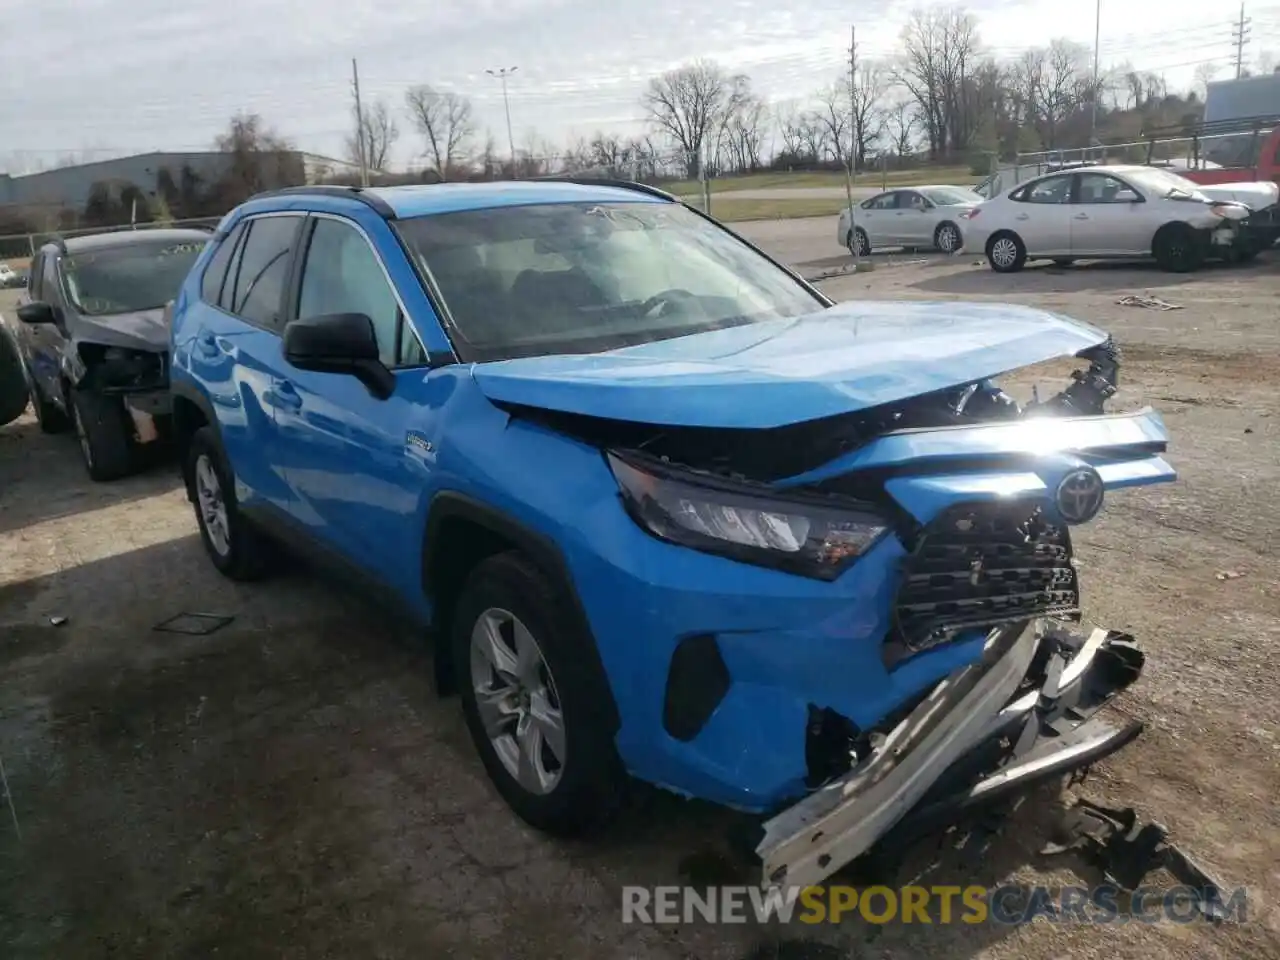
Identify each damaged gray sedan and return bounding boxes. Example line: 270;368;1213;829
12;228;208;480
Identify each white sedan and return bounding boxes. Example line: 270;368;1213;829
836;185;982;256
962;164;1278;273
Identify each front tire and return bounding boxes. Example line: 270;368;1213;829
847;227;870;257
31;379;71;434
986;232;1026;273
1153;223;1203;273
70;387;134;481
185;426;271;580
453;551;626;837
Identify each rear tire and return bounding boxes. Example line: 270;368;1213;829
1152;223;1203;273
986;232;1026;273
934;221;962;254
453;551;627;837
70;387;134;481
185;426;272;581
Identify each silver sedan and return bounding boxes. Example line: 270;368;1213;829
836;185;982;256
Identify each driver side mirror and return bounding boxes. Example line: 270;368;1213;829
17;301;58;326
283;312;394;400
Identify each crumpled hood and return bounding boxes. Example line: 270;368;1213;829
68;307;168;351
1199;181;1280;209
470;300;1109;429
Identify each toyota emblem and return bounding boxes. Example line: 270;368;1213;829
1054;467;1105;525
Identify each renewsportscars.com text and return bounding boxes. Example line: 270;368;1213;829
621;884;1247;926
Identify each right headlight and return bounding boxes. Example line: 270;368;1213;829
607;452;889;581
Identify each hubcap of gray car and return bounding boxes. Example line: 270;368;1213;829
194;454;231;557
469;607;565;795
938;224;960;252
991;237;1018;268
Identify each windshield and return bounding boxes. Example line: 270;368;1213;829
63;238;206;316
395;202;825;361
1124;168;1206;200
923;187;982;205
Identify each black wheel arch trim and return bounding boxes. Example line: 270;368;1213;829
170;381;227;493
423;490;622;731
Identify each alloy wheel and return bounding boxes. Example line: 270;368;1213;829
194;454;231;557
990;237;1018;269
938;224;960;253
469;607;566;796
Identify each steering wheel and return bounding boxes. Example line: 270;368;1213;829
640;288;697;318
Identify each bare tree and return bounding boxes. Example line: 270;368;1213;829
814;84;852;167
1193;62;1219;99
346;99;399;172
404;85;476;180
892;7;983;159
851;61;890;168
720;78;768;172
213;112;302;201
885;97;919;157
642;60;731;178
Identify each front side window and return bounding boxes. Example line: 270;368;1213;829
298;217;415;368
228;217;300;327
395;201;825;362
62;238;206;316
864;192;898;210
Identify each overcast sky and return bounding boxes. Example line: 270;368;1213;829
4;0;1280;173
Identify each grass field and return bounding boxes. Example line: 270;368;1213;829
665;166;975;195
701;197;846;222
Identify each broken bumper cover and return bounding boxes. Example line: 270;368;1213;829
756;619;1144;889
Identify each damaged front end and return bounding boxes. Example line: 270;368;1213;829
477;305;1175;890
64;309;173;445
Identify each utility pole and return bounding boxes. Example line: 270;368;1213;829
486;67;519;167
1089;0;1101;158
1233;3;1251;79
351;58;369;186
844;24;863;270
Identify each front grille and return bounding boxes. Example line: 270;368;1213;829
893;500;1079;653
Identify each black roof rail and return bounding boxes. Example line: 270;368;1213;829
246;183;397;219
531;176;679;202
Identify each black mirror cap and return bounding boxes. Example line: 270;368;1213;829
283;312;394;400
283;312;381;366
16;301;57;325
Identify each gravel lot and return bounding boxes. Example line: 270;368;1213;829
2;231;1279;960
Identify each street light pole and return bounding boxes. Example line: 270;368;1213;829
486;66;518;166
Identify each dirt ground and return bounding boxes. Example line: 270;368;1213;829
2;252;1279;960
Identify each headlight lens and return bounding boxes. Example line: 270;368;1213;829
607;452;888;580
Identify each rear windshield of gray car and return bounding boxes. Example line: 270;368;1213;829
395;202;825;361
62;239;206;316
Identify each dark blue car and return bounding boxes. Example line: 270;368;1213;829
168;180;1176;889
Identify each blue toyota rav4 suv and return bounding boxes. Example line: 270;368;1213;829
170;180;1177;889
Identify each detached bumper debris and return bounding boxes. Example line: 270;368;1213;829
755;622;1155;889
1042;798;1232;922
1117;294;1183;310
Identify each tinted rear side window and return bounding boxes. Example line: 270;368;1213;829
201;222;246;305
228;216;301;328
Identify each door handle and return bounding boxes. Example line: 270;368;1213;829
274;380;303;410
1015;213;1030;221
1073;213;1089;220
